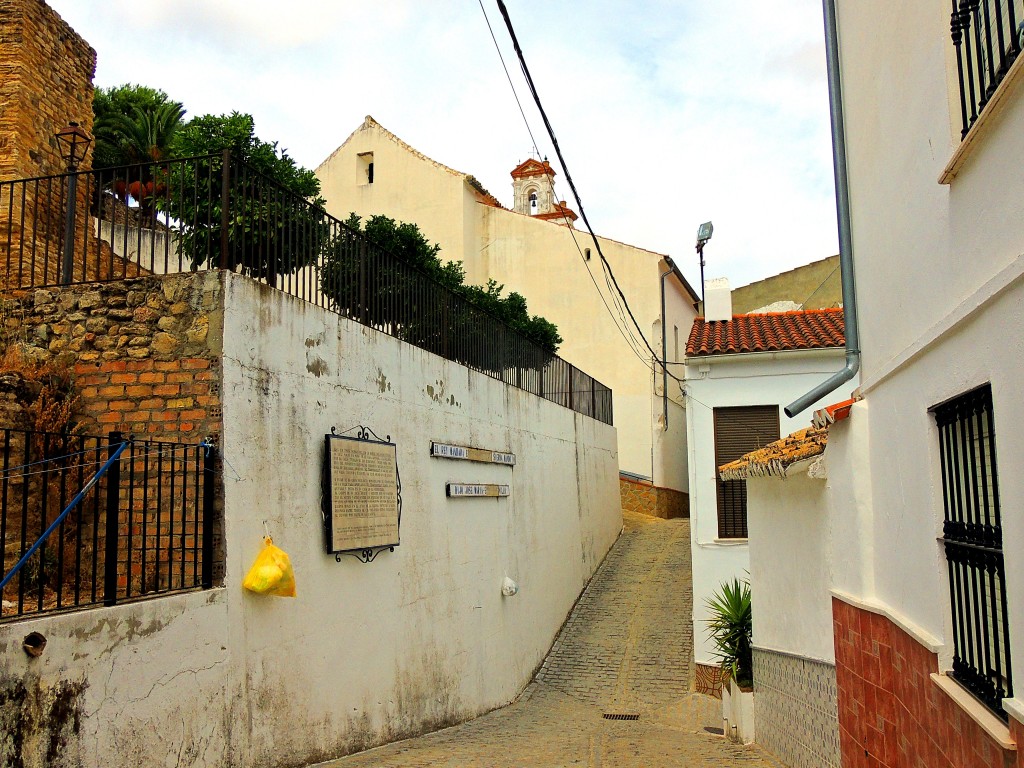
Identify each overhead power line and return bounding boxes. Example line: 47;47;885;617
494;0;670;375
474;1;660;375
477;0;542;159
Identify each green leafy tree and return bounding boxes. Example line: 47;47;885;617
320;214;561;372
164;112;327;286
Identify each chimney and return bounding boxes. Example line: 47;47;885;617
704;277;733;322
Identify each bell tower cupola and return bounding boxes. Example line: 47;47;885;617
511;158;578;226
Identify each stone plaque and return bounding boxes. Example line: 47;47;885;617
446;483;510;498
324;435;399;553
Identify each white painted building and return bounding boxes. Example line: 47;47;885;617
800;0;1024;764
718;420;845;768
682;279;855;685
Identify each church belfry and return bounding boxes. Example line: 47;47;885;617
510;158;578;226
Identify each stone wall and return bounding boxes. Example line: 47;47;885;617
1;272;223;444
619;475;688;519
0;0;96;181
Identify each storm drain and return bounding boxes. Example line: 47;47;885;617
703;726;725;735
602;713;640;721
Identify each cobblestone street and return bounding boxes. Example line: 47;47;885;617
314;512;779;767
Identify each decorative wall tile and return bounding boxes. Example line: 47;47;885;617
753;647;840;768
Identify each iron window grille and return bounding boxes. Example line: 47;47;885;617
933;384;1013;719
713;406;780;539
950;0;1024;138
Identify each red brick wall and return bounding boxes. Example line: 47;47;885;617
833;597;1020;768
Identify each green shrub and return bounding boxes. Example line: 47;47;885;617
705;577;753;688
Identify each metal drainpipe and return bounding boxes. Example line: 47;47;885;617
785;0;861;418
660;257;675;430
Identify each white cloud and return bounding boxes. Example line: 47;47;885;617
49;0;837;288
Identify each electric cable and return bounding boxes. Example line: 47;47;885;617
798;264;840;310
495;0;670;373
476;0;660;374
477;0;542;159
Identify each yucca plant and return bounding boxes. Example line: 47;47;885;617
705;577;753;689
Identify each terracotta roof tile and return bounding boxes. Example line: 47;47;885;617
686;308;845;357
718;427;828;481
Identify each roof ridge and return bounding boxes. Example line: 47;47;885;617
731;307;844;319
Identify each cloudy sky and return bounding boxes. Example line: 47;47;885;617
49;0;838;291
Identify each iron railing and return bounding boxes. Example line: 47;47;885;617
0;153;613;425
0;429;217;621
950;0;1024;138
934;384;1012;719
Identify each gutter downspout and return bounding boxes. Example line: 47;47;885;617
785;0;861;418
660;257;675;430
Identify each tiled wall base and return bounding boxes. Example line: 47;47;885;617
618;476;689;519
833;597;1020;768
695;662;725;699
753;647;840;768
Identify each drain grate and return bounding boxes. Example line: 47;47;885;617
602;713;640;721
703;726;725;735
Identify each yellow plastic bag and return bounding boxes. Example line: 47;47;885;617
242;537;296;597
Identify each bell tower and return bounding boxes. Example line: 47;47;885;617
511;158;578;226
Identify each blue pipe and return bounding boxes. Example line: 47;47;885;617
0;440;129;591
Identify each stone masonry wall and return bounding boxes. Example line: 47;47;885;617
1;272;223;444
0;0;96;181
619;476;689;519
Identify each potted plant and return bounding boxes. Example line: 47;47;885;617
705;577;754;743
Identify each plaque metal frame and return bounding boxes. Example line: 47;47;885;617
322;425;402;564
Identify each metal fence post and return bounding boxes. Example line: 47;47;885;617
359;239;368;325
201;443;217;589
568;365;574;412
103;431;123;607
219;149;231;270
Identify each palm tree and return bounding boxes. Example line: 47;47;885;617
93;96;185;220
110;101;186;165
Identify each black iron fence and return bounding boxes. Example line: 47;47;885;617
934;384;1012;719
950;0;1024;138
0;429;217;621
0;153;613;425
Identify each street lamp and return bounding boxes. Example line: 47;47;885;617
55;121;92;285
695;221;713;309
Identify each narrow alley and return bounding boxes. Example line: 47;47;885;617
314;512;779;767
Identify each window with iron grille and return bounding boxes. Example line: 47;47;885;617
949;0;1024;139
713;406;780;539
933;384;1013;719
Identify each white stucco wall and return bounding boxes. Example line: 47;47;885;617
218;275;621;765
831;0;1024;707
747;463;834;662
315;119;698;492
685;350;858;664
0;273;621;767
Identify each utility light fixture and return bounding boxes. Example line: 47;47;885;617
695;220;713;309
696;220;714;247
